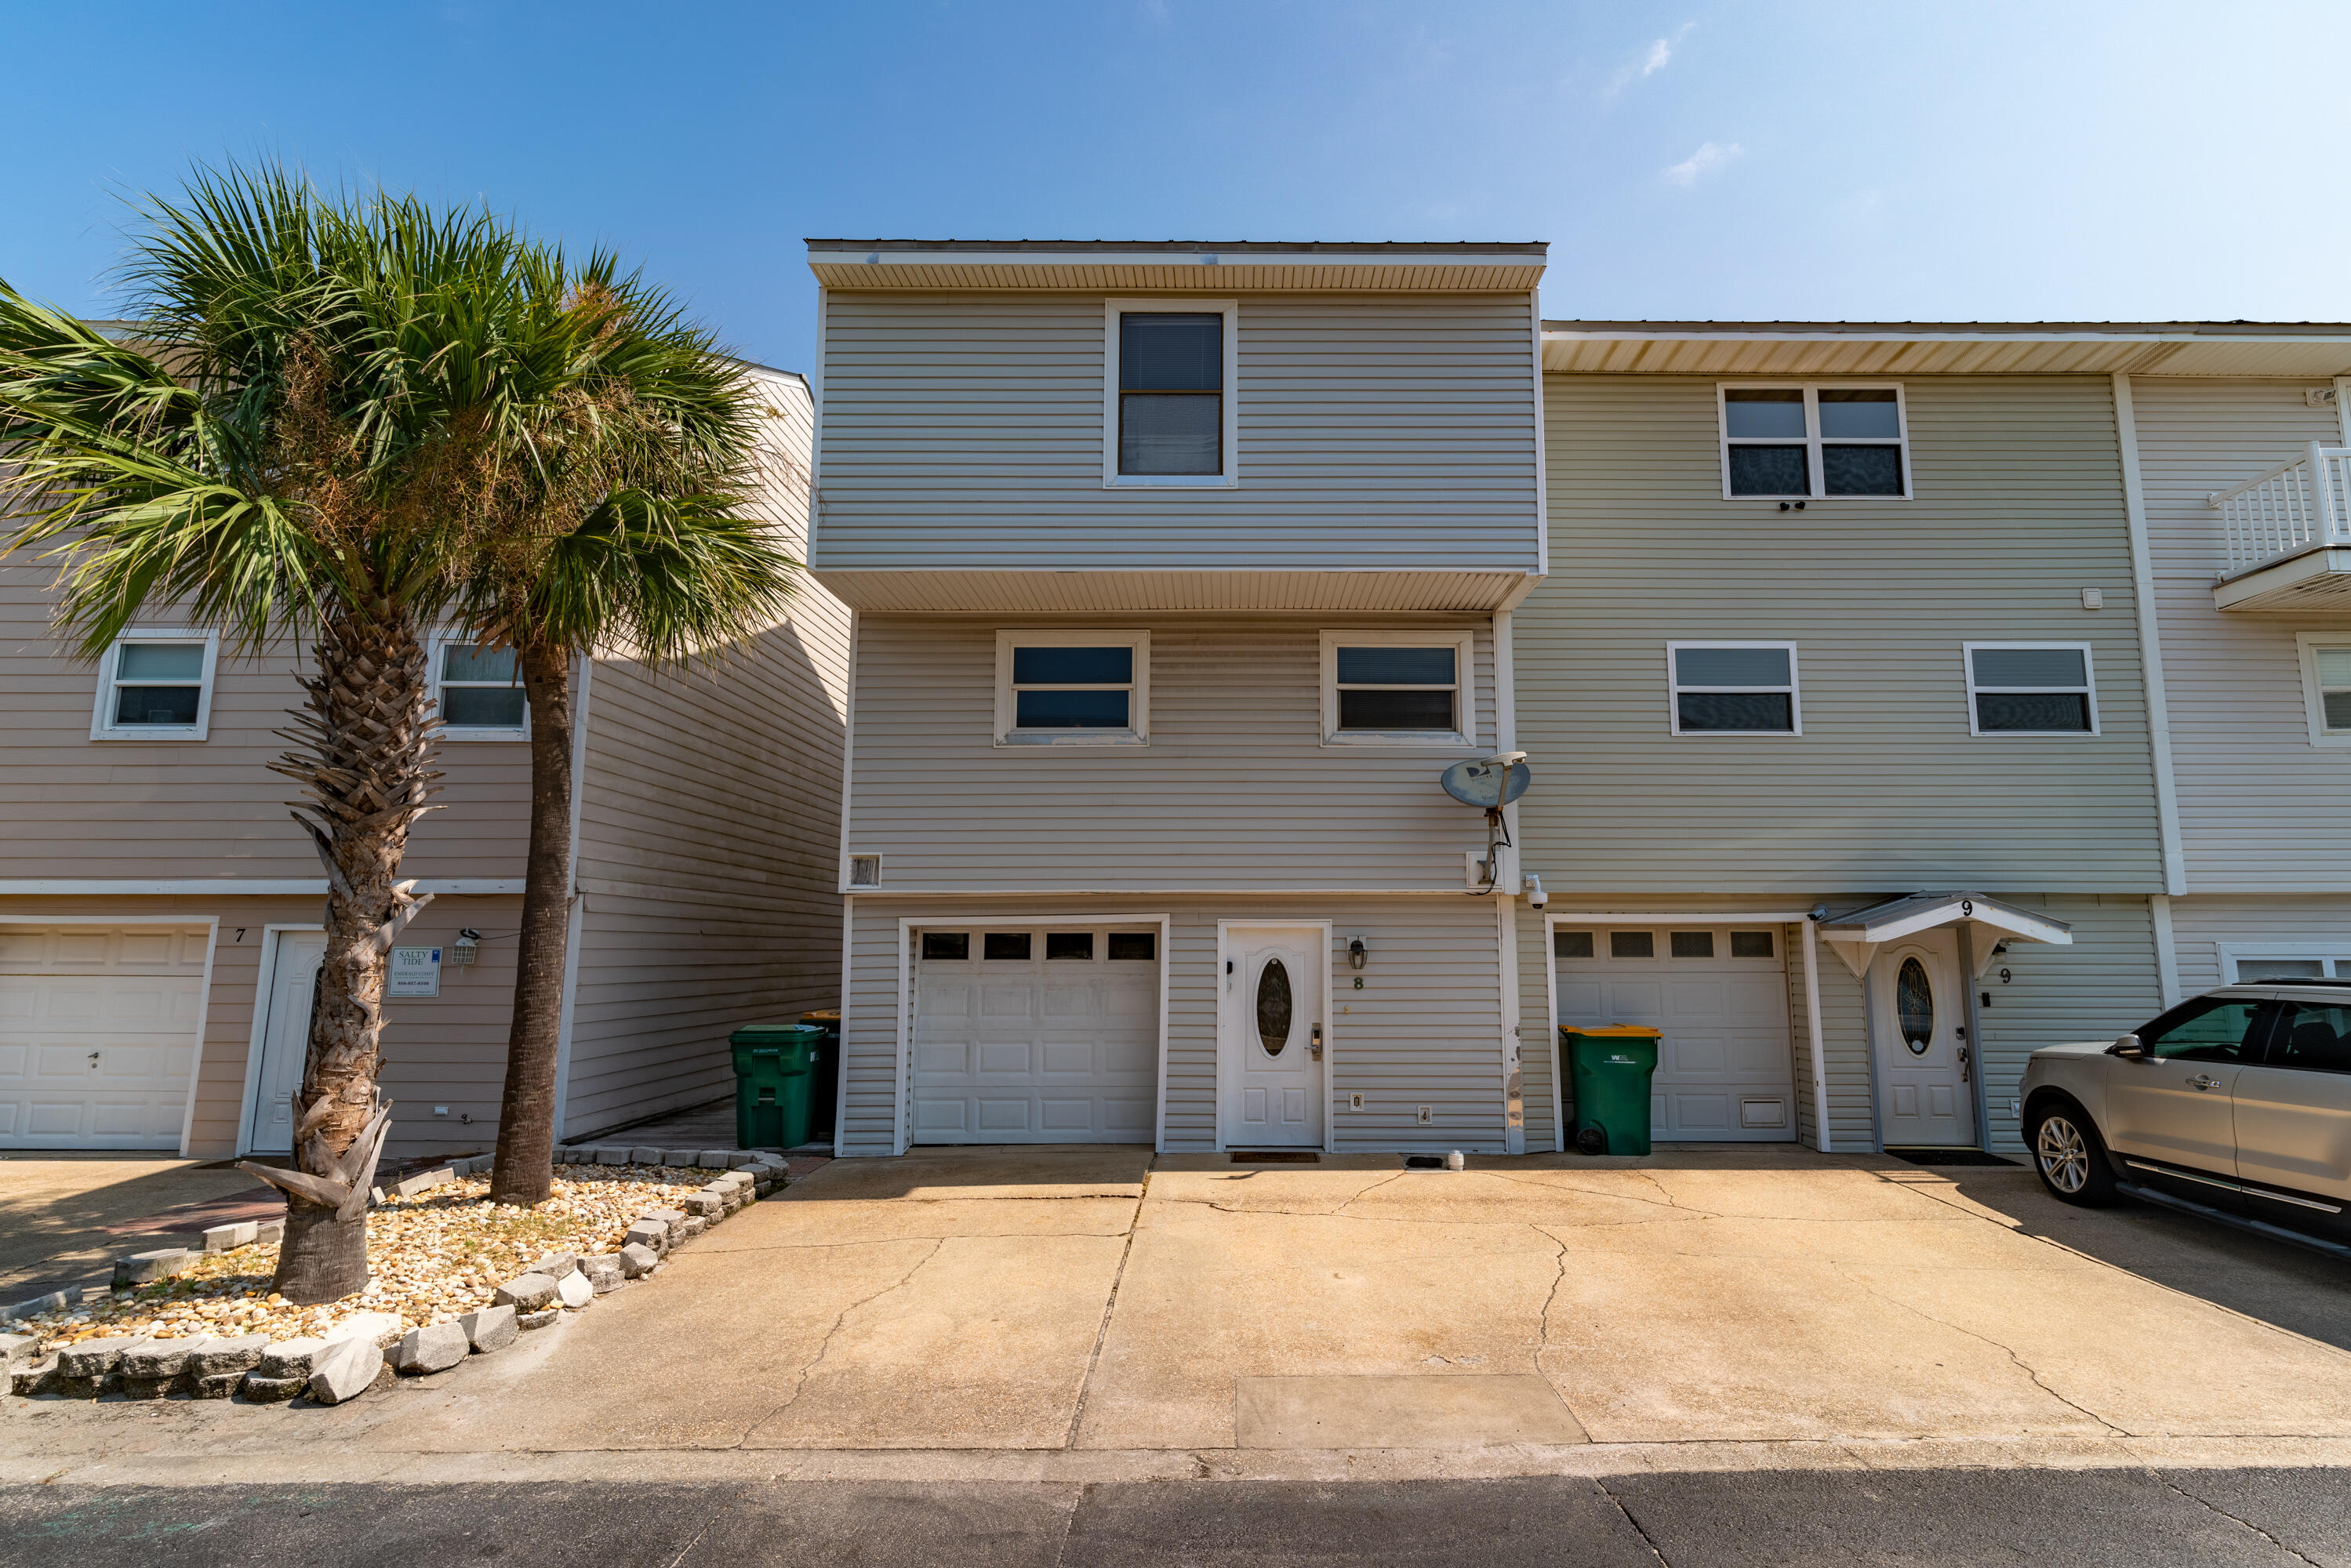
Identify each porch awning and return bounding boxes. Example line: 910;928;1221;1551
1816;892;2072;980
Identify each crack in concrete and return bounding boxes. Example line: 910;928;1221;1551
1063;1172;1148;1450
732;1239;944;1443
2158;1473;2321;1566
1592;1474;1676;1566
1048;1479;1087;1568
1330;1171;1415;1218
1533;1225;1570;1367
1475;1167;1720;1218
1851;1278;2133;1438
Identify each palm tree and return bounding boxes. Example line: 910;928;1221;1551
441;253;799;1207
0;165;577;1301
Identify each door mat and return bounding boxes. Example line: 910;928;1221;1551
1886;1148;2016;1167
1230;1151;1320;1163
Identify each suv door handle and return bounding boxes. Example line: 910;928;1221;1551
2187;1074;2221;1091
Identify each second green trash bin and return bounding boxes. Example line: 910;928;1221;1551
729;1023;823;1150
1559;1025;1662;1156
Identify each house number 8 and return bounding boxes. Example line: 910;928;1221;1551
1354;977;1364;989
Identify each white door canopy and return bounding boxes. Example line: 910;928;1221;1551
1817;892;2071;980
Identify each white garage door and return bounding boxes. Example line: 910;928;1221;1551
910;925;1159;1144
0;924;209;1150
1553;924;1797;1142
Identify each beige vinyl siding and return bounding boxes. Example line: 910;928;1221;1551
1512;902;1554;1150
848;615;1495;892
2126;379;2351;891
839;895;1510;1157
2164;895;2351;991
561;372;852;1140
814;292;1540;575
1521;375;2163;893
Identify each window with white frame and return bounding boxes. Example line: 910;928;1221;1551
90;630;219;740
2222;949;2351;982
2296;635;2351;746
1667;642;1800;735
431;637;529;738
1103;300;1237;486
1321;631;1474;745
994;630;1149;745
1965;644;2097;735
1720;384;1909;499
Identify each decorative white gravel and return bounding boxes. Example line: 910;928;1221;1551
20;1163;708;1353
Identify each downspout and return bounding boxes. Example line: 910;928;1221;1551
548;652;592;1145
1495;610;1525;1153
1799;918;1833;1154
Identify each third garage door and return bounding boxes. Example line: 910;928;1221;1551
1553;924;1797;1142
910;925;1159;1144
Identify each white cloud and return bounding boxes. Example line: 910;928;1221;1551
1662;141;1744;187
1601;23;1694;98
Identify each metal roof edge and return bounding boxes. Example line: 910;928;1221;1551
809;238;1548;256
1543;320;2351;342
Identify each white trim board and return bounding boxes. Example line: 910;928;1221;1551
888;912;1172;1158
2112;375;2187;895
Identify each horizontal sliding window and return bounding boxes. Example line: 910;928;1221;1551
1322;632;1474;745
1966;644;2096;735
996;632;1149;745
1669;643;1800;735
1721;384;1908;499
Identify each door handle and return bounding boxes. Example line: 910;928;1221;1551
1310;1024;1324;1060
1956;1044;1972;1083
2188;1074;2221;1091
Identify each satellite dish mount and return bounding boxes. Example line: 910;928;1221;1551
1440;753;1532;895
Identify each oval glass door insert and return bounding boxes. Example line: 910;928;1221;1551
1896;956;1934;1055
1255;959;1293;1055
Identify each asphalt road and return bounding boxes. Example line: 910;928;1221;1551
2;1468;2346;1566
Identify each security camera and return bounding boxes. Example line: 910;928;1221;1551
1808;903;1829;922
1524;873;1548;909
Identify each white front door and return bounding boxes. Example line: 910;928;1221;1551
1223;924;1325;1148
1871;931;1977;1147
249;931;325;1155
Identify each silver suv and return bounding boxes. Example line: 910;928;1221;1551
2020;982;2351;1248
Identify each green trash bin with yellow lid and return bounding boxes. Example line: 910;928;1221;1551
1559;1025;1662;1156
728;1023;821;1150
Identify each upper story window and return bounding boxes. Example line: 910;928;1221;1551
432;637;530;740
1720;384;1909;500
1104;300;1238;488
1321;630;1474;746
994;630;1150;746
1965;644;2097;735
2296;635;2351;748
1667;642;1800;735
90;630;219;741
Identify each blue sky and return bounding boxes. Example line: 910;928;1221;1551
5;2;2348;372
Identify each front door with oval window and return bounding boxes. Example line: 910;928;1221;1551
1869;930;1976;1147
1223;924;1325;1148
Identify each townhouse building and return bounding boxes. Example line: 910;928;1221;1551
0;366;849;1160
810;240;1550;1156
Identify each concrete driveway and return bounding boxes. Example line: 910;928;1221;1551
12;1143;2351;1480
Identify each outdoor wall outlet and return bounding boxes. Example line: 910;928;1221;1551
1415;1105;1433;1125
1349;1092;1365;1112
433;1105;449;1116
2008;1098;2022;1116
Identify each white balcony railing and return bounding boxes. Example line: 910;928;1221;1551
2211;442;2351;574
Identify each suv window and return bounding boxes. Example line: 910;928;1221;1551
2266;1003;2351;1075
2135;996;2272;1062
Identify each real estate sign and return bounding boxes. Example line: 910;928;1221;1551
388;946;442;998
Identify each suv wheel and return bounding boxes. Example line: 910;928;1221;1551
2029;1102;2119;1207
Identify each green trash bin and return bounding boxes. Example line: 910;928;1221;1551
800;1010;840;1145
729;1024;822;1150
1559;1025;1662;1156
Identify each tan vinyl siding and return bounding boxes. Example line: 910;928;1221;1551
0;578;527;882
1968;894;2160;1152
846;614;1495;892
1521;375;2164;893
2164;895;2351;991
813;292;1540;575
839;895;1510;1157
561;372;852;1140
2127;379;2351;890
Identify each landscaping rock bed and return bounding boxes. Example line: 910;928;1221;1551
3;1145;786;1407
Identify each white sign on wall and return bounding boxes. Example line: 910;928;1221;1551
388;946;442;998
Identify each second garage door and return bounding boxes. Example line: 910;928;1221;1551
0;923;209;1150
910;925;1159;1144
1553;924;1797;1142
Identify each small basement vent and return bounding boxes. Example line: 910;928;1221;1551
847;854;882;889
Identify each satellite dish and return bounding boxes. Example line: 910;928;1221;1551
1441;756;1531;809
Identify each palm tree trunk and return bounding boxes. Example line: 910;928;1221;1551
247;597;441;1304
489;640;575;1206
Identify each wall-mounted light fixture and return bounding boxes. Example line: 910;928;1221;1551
1347;937;1368;971
451;927;481;967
